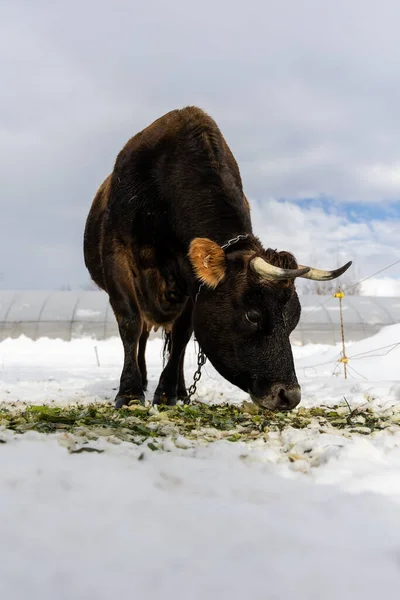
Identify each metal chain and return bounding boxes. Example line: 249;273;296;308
186;233;249;404
221;233;249;250
186;343;207;403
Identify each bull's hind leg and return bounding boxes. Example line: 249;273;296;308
177;352;189;401
138;325;149;391
153;299;193;406
104;246;145;408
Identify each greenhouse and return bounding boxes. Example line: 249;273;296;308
0;290;399;345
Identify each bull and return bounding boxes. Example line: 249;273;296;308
83;106;351;411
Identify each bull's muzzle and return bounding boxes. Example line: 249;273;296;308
250;383;301;412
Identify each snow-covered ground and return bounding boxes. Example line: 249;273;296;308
1;327;400;599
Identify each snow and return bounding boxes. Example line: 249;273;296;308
2;438;400;600
1;327;400;598
296;323;400;382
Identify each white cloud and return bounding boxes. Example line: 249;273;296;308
363;164;400;193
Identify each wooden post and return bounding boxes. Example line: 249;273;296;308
334;288;348;379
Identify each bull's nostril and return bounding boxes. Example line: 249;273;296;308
277;386;301;411
278;387;290;409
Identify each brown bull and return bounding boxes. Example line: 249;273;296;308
84;106;351;410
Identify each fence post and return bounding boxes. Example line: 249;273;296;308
334;288;348;379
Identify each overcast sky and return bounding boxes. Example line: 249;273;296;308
2;0;400;290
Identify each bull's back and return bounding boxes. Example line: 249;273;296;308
108;107;250;245
83;175;111;290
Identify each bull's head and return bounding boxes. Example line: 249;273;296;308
188;237;351;411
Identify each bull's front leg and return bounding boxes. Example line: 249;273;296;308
153;299;193;406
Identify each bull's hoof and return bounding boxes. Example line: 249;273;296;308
177;388;189;404
152;392;177;407
115;394;145;409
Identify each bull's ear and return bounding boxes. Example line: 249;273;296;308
188;238;226;288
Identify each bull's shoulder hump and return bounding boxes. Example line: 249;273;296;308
120;106;220;151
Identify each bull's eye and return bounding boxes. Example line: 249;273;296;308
245;309;261;326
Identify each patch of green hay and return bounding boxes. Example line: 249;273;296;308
0;397;398;449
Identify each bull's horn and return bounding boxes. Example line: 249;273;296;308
297;261;352;281
250;257;311;280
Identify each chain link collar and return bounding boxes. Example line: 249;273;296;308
221;233;249;250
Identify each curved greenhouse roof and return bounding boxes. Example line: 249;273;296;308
0;291;399;345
